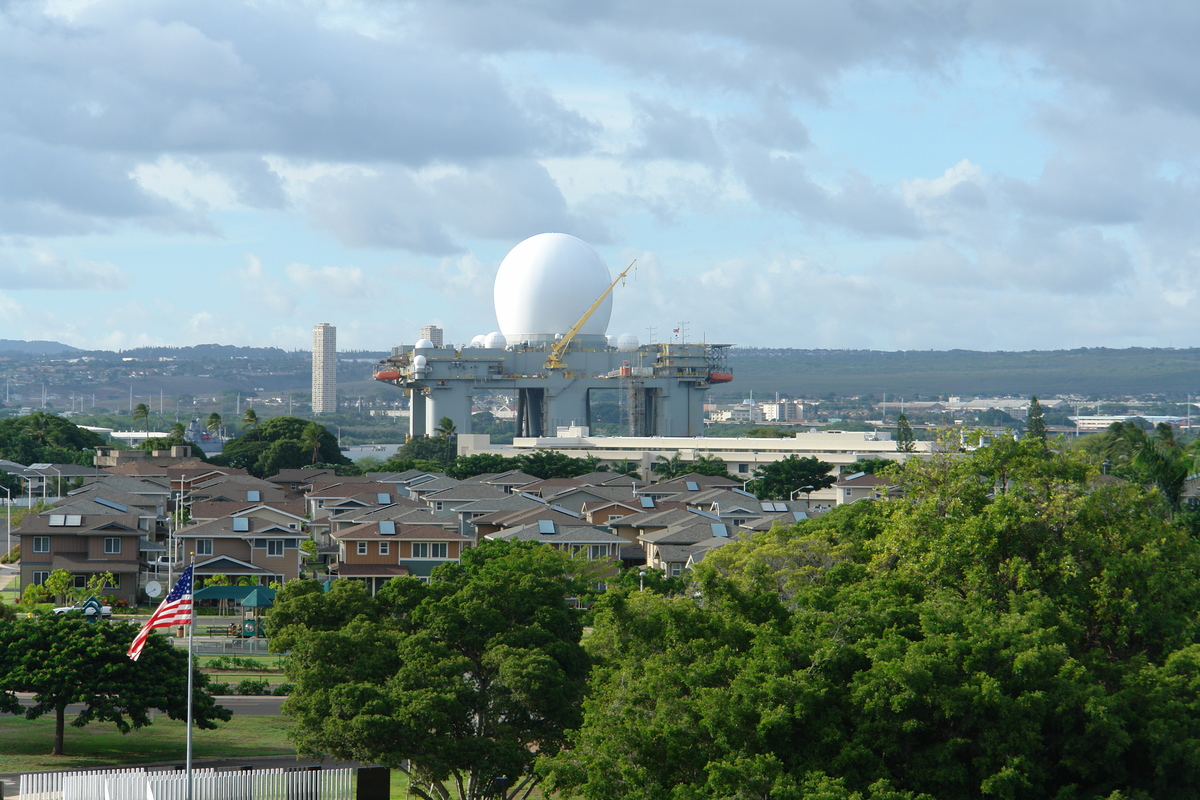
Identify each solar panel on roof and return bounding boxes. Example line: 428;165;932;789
232;517;250;532
94;497;128;512
773;502;788;512
538;519;556;535
247;491;261;502
686;481;700;491
640;496;655;508
379;521;396;535
65;515;82;526
377;493;392;505
48;514;65;526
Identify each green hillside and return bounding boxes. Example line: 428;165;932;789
716;347;1200;400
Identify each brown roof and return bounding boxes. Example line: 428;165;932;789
51;553;141;573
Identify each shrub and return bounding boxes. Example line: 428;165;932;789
208;682;231;695
272;683;294;696
234;678;271;695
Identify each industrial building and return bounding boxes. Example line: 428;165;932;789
375;233;732;439
312;322;336;414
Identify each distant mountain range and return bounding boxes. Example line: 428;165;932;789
0;339;82;355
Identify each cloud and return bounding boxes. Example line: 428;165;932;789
285;263;367;297
0;249;131;290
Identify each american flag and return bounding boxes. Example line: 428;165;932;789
127;562;194;661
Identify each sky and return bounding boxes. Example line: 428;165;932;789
3;0;1200;353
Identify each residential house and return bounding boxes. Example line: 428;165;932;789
330;522;472;590
17;512;144;605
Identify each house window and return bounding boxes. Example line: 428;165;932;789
33;536;50;553
379;541;390;556
412;542;428;558
589;544;608;560
738;464;749;473
670;564;682;577
104;537;121;554
431;542;447;559
32;571;48;585
267;539;284;556
434;501;443;511
73;575;87;588
197;539;213;556
357;542;368;556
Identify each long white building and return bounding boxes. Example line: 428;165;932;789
312;322;337;414
457;429;931;477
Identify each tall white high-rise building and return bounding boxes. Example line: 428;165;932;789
312;323;336;414
419;325;444;348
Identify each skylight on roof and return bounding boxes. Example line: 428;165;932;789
640;496;655;508
711;523;729;537
538;519;556;535
379;521;396;535
232;517;250;532
685;481;700;491
94;497;128;512
247;491;261;502
377;493;392;505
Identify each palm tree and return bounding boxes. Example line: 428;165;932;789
170;422;186;440
133;403;149;431
434;416;457;439
1103;421;1194;511
206;413;222;436
242;408;259;431
653;451;685;480
302;422;324;465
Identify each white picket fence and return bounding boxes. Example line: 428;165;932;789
18;765;353;800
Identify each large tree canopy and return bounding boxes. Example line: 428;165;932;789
545;437;1200;800
274;541;591;800
209;415;349;477
0;614;230;755
0;412;107;467
745;454;836;500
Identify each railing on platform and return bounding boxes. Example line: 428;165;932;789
19;764;354;800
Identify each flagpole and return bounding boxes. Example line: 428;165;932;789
186;555;195;800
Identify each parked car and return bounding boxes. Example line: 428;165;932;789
53;603;113;618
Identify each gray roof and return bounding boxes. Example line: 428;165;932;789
78;475;171;495
488;522;624;545
423;484;511;502
456;495;545;514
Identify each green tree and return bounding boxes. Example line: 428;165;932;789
746;454;836;500
279;541;589;800
301;422;325;465
434;416;457;439
895;412;915;452
0;614;230;755
206;413;222;435
446;453;524;480
242;407;259;430
42;569;74;605
652;451;686;480
691;453;734;479
607;458;642;479
517;450;598;479
1100;420;1194;512
133;402;150;431
1026;395;1046;442
548;438;1200;800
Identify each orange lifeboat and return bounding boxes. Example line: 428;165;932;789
708;372;733;383
374;369;401;381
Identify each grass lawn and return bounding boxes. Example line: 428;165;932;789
0;715;296;774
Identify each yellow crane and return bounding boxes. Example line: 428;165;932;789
545;259;636;370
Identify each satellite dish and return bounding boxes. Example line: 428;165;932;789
146;581;162;598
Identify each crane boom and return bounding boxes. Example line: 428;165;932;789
545;259;636;370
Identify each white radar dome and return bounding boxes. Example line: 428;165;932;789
470;334;486;348
616;333;640;351
413;355;428;368
415;338;435;350
483;331;507;349
493;233;612;344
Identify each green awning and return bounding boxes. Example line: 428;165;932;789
238;587;275;607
